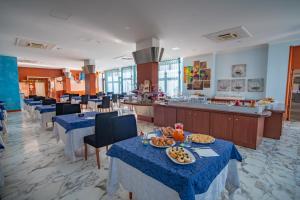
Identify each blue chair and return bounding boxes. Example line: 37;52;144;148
56;102;70;116
62;104;81;115
83;111;118;169
112;114;137;143
97;96;111;112
42;98;56;105
80;95;89;109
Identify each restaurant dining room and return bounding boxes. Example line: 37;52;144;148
0;0;300;200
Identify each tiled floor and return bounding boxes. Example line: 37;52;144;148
0;112;299;200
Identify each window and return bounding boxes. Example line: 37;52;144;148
159;58;181;97
105;69;120;93
121;66;136;93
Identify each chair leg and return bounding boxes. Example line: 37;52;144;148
129;192;132;200
96;148;100;169
84;143;87;160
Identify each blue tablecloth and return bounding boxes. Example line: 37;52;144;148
88;99;102;102
27;101;42;106
107;135;242;200
61;95;69;98
53;112;99;133
35;105;56;113
23;98;34;104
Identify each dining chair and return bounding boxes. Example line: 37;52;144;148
112;114;137;143
80;95;89;109
33;96;45;101
97;96;111;112
83;111;118;169
55;102;70;116
112;94;119;108
89;95;98;99
29;95;37;98
42;98;56;105
62;104;81;115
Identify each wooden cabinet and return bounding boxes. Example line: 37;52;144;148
232;115;264;149
192;111;210;134
153;105;165;126
210;113;233;141
264;112;283;139
176;108;193;132
164;107;177;127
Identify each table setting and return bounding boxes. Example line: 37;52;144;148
87;98;102;111
52;111;99;161
34;104;56;128
107;123;242;200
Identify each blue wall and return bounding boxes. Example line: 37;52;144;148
0;55;21;111
266;39;300;104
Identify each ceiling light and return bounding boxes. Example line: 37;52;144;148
114;39;122;44
125;26;131;30
172;47;180;51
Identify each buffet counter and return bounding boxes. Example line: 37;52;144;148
153;102;271;149
123;101;154;122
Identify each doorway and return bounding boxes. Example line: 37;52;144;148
35;82;46;96
290;70;300;121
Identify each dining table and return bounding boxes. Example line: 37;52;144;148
71;96;81;104
35;104;56;128
106;133;242;200
88;99;102;111
53;111;99;161
60;95;69;103
0;109;7;134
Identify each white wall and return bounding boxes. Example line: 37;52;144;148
182;45;268;99
182;53;215;97
215;45;268;99
266;39;300;104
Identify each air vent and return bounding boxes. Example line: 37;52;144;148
15;38;56;50
113;55;133;61
203;26;252;42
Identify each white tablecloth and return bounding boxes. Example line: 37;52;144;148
60;97;69;102
87;100;101;111
107;158;239;200
53;122;95;161
36;111;55;129
71;99;81;104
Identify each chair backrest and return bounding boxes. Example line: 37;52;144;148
97;92;104;97
56;102;70;116
68;94;79;102
62;104;81;115
89;95;98;99
112;114;137;143
81;95;89;104
33;96;45;101
112;94;118;102
42;98;56;105
95;111;118;144
101;96;111;108
29;95;37;98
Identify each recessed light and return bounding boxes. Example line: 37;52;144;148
125;26;131;30
172;47;180;51
114;39;122;44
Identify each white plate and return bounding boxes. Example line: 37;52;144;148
165;147;196;165
192;138;215;144
149;140;176;148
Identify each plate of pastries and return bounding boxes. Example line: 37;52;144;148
190;134;215;144
150;136;176;148
160;127;175;138
166;146;196;165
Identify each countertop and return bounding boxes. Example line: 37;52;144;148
154;102;271;117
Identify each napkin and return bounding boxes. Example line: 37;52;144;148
193;148;219;157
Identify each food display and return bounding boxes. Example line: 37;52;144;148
150;136;175;148
166;147;195;164
173;129;185;142
190;134;215;144
160;127;175;138
258;97;274;105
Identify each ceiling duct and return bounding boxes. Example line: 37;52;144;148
203;26;252;42
132;47;164;65
15;38;56;50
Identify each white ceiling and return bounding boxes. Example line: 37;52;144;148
0;0;299;71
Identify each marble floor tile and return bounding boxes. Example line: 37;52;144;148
0;112;299;200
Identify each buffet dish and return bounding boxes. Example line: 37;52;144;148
166;146;195;165
190;134;215;144
150;136;175;148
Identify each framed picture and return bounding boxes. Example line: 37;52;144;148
203;81;211;88
232;64;246;77
248;79;264;92
231;79;246;92
192;80;203;90
217;80;231;91
200;69;211;81
200;61;207;69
